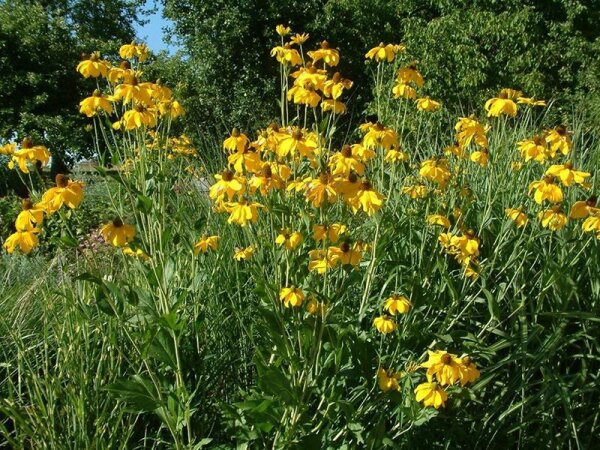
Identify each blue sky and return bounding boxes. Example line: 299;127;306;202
134;1;177;54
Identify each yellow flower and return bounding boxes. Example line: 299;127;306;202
538;206;568;231
114;80;153;105
569;197;598;219
420;350;462;386
288;85;321;108
305;172;338;208
229;147;262;174
277;128;318;160
79;89;113;117
76;52;110;78
108;60;136;84
101;219;136;247
414;382;448;409
427;214;451;229
290;33;309;45
280;286;305;308
15;200;44;231
444;143;467;159
402;184;428;199
416;97;441;112
4;229;39;254
307;41;339;66
234;246;254;261
485;91;518;117
121;105;157;130
275;229;303;250
396;63;423;87
328;240;367;267
0;142;16;155
270;44;302;66
223;128;249;153
312;223;346;243
365;43;399;62
321;99;346;114
505;208;528;227
419;157;451;186
392;82;416;100
458;356;481;386
122;246;150;260
158;100;185;118
323;72;353;99
8;138;50;174
545;125;572;156
119;42;149;61
249;164;284;196
348;181;384;216
545;163;590;187
528;176;563;204
329;145;365;177
308;249;338;274
40;175;84;214
362;123;398;150
306;297;327;315
275;24;291;36
455;117;488;149
377;367;401;392
373;315;397;334
384;147;409;163
384;294;412;315
582;211;600;236
517;136;548;162
470;149;489;166
194;235;220;255
224;200;264;226
209;170;246;201
517;97;546;107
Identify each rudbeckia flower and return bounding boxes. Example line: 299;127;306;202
108;60;135;84
419;158;451;186
384;294;412;315
323;72;353;99
292;64;327;90
0;142;16;155
40;175;84;214
518;135;548;162
321;99;346;114
544;125;572;157
582;211;600;236
528;176;563;204
277;128;319;160
427;214;451;229
290;33;309;45
545;163;590;187
373;315;397;334
228;147;262;174
305;172;338;207
79;90;114;117
517;97;546;107
505;207;528;227
121;105;157;130
365;43;399;62
377;368;401;392
329;145;365;177
308;249;338;274
397;63;424;87
458;356;480;386
416;97;441;112
224;199;264;227
328;240;367;267
8;138;50;174
288;85;321;108
114;80;153;106
307;41;339;66
76;52;111;78
538;207;567;231
15;200;44;231
414;382;448;409
306;297;327;315
101;218;136;247
4;228;39;254
420;350;462;386
158;100;185;118
470;149;489;166
270;44;302;66
455;117;488;149
312;223;346;243
385;147;409;163
119;42;149;62
209;169;246;201
275;24;291;36
362;123;398;150
348;181;384;216
223;128;249;153
249;164;284;195
402;184;428;199
193;235;220;254
280;286;305;308
392;83;416;100
275;229;303;250
485;91;518;117
569;196;598;219
233;246;254;261
123;247;150;260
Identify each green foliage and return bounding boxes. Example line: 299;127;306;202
162;0;600;133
